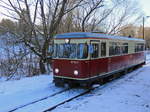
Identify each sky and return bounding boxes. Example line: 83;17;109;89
139;0;150;16
139;0;150;26
0;0;150;26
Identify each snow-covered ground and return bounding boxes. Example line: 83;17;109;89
0;74;64;112
0;54;150;112
54;65;150;112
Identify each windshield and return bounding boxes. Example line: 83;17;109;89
58;44;77;58
54;43;88;59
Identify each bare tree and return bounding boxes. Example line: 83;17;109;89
80;0;104;32
0;0;143;75
0;32;30;80
103;0;143;35
72;0;106;32
71;0;142;34
0;18;17;34
0;0;84;74
119;24;139;37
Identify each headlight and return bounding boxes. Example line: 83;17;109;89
74;70;79;76
55;68;59;73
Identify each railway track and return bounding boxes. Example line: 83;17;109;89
43;88;95;112
43;62;150;112
13;88;89;112
7;59;150;112
8;88;70;112
44;65;149;112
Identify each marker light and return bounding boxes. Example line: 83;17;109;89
55;68;59;73
74;70;79;76
65;39;70;43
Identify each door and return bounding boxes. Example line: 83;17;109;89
89;40;100;77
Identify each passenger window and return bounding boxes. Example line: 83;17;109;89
109;42;129;56
135;43;144;52
91;44;99;58
101;42;106;57
109;46;114;56
115;46;121;55
109;42;116;56
122;43;128;54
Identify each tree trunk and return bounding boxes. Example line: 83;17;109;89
39;58;46;74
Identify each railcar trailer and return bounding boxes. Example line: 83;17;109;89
51;32;146;87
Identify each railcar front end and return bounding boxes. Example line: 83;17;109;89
52;38;93;86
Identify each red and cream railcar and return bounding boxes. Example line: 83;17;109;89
52;32;146;86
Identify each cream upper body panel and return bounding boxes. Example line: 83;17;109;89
53;32;145;60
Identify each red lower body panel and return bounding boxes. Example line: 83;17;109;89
52;52;145;80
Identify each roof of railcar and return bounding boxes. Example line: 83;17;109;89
55;32;144;42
